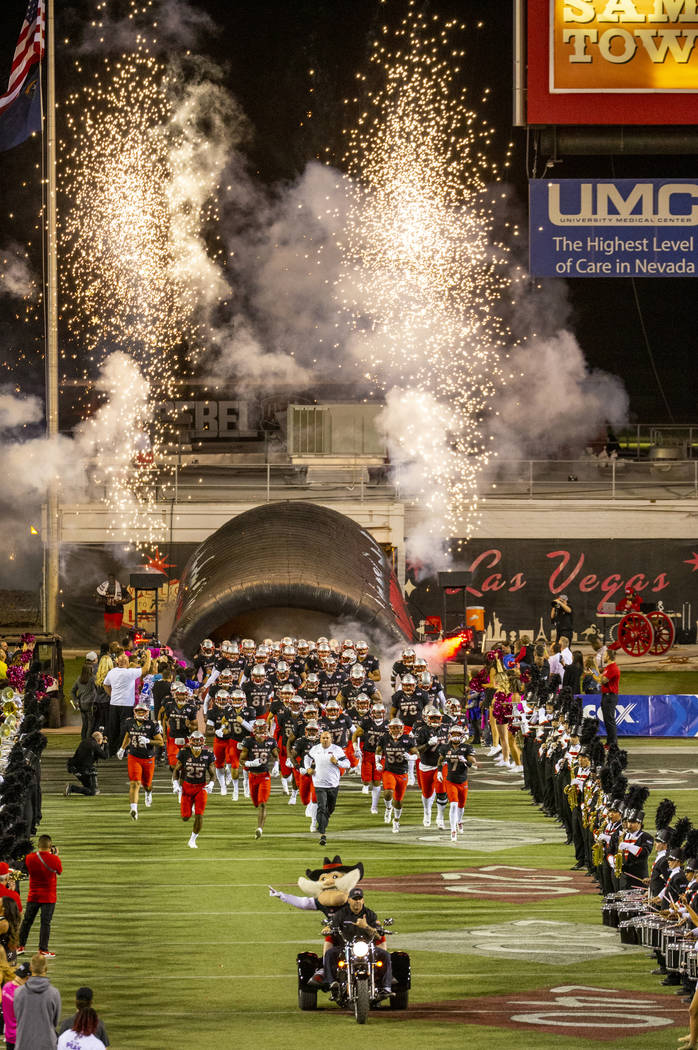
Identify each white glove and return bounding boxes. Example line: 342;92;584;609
428;736;438;746
172;780;179;794
271;762;280;777
246;758;260;769
436;771;443;782
206;780;214;794
174;737;185;746
215;729;224;738
117;748;125;760
269;886;282;898
375;761;382;772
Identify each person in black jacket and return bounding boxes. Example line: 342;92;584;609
64;731;109;797
321;887;393;996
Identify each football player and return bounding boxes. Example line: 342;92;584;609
415;706;450;828
243;664;275;720
117;701;164;820
437;724;478;842
158;680;198;776
205;688;237;795
239;719;280;839
375;718;418;833
352;701;387;814
390;646;416;690
173;731;215;849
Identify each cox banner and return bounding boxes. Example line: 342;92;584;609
526;0;698;125
529;179;698;277
583;695;698;736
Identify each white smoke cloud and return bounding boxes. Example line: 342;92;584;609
76;0;215;54
0;243;35;299
0;388;43;430
488;330;629;460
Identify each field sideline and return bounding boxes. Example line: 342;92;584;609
27;733;697;1049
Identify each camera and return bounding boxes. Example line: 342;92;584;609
50;845;58;855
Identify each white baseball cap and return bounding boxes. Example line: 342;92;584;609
85;651;98;662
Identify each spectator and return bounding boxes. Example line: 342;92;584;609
558;635;573;667
514;635;534;671
562;650;584;694
93;655;113;734
65;732;109;797
582;654;601;694
0;864;22;912
550;594;573;640
532;642;550;684
2;959;30;1050
590;634;607;672
58;988;109;1048
103;650;151;743
71;665;98;741
600;649;621;748
548;642;564;691
56;1007;105;1050
17;836;62;958
0;897;21;964
13;952;61;1050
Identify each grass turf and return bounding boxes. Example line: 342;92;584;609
25;733;693;1049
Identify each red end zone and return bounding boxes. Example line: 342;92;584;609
362;865;595;902
388;986;686;1039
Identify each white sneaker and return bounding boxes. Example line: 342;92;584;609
487;745;502;757
220;783;227;796
407;776;415;786
255;827;263;839
384;808;393;824
130;809;138;821
423;817;432;828
281;779;290;796
392;820;400;834
458;822;464;833
288;793;297;805
232;786;239;801
370;807;378;815
243;786;250;799
144;791;153;807
305;803;313;817
188;835;198;849
508;764;523;773
362;785;370;794
494;757;507;766
451;830;458;842
225;768;232;784
436;819;446;830
310;819;318;832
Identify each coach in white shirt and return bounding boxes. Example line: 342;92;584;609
304;731;350;846
104;651;151;741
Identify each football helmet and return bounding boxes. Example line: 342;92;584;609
388;718;404;738
371;702;386;724
355;693;371;716
401;648;416;667
424;706;442;727
349;664;365;683
401;674;417;695
251;664;267;684
189;730;205;753
253;718;268;738
201;639;215;656
445;697;462;719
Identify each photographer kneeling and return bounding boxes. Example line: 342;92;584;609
65;731;109;797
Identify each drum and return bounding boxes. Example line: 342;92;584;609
679;942;694;974
661;926;683;955
619;918;640;945
666;939;685;972
602;903;617;927
617;905;644;924
687;950;698;980
642;919;666;948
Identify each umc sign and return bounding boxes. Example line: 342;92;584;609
529;179;698;274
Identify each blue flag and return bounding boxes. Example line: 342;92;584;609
0;68;41;152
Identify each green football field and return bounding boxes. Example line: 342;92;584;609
28;731;698;1048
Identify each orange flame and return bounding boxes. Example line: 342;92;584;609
417;632;470;666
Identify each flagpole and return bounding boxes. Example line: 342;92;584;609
45;0;59;634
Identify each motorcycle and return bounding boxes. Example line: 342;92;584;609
296;917;411;1022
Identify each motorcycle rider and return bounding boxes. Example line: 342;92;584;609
321;887;393;998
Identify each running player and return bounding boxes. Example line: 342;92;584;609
437;723;478;842
415;706;449;827
375;718;418;833
173;731;215;849
117;701;164;820
243;664;275;720
291;720;320;831
227;688;256;800
390;674;425;785
205;688;237;795
352;700;387;814
239;719;280;839
158;680;198;779
355;639;381;682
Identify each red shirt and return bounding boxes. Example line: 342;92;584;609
601;662;620;694
25;851;63;903
0;884;22;912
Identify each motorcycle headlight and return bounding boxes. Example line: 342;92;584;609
352;941;369;959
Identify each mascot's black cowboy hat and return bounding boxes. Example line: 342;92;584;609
305;856;364;881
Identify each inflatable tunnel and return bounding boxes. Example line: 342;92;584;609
169;501;414;654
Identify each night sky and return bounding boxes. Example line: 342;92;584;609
0;0;694;422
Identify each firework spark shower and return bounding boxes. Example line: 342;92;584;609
336;2;516;559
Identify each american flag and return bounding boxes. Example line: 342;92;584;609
0;0;46;117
